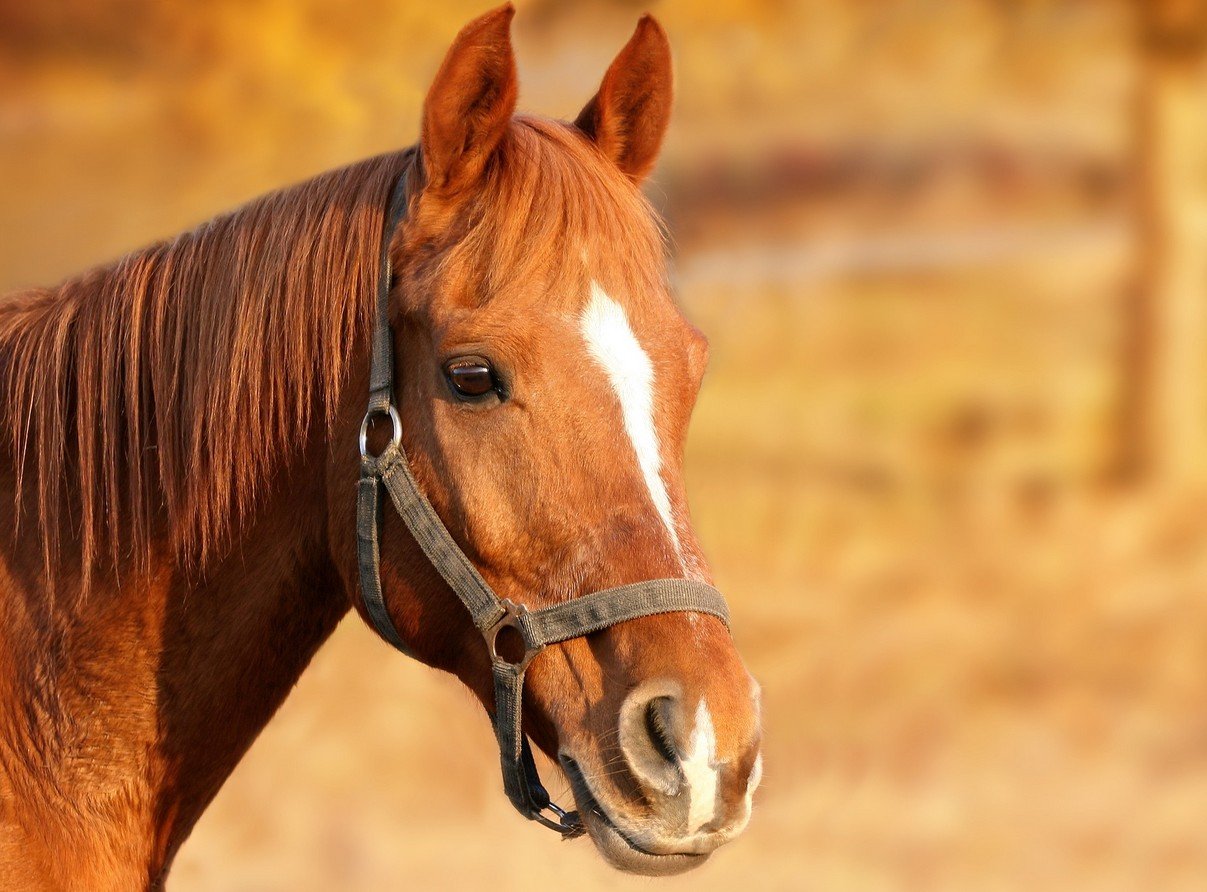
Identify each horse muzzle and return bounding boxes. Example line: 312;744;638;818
557;678;763;876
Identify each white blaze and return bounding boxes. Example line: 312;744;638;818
680;700;719;833
579;282;683;563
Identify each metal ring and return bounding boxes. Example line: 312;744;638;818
486;599;543;670
359;404;402;458
531;803;585;837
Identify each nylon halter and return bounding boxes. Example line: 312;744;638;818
355;161;731;836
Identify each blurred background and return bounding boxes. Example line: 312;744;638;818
3;0;1207;889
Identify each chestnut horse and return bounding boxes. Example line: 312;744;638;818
0;6;762;889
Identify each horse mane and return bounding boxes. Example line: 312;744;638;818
0;149;411;584
0;116;666;592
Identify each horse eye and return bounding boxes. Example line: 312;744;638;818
444;358;497;399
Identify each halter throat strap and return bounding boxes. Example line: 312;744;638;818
355;162;730;836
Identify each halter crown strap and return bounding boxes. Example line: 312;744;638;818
355;161;731;837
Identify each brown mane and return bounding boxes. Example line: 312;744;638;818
0;149;410;584
0;117;666;591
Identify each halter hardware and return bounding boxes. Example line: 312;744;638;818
485;598;543;670
535;800;579;835
359;404;402;459
355;159;731;838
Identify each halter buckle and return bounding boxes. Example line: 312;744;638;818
359;404;402;458
531;800;586;837
485;598;543;670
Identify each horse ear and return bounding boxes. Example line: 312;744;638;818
574;15;673;183
421;4;518;196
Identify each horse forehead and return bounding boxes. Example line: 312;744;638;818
443;275;685;358
578;267;690;335
567;283;701;410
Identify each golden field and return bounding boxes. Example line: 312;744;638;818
5;1;1207;889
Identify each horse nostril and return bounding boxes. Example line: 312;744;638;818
618;687;687;798
645;696;684;767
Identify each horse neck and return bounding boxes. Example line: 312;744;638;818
0;429;350;880
152;438;351;843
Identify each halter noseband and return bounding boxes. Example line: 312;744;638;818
355;161;730;836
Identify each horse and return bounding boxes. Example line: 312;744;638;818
0;6;763;888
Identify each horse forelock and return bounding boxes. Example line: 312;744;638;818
413;117;668;314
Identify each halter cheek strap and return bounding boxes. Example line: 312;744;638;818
356;162;731;836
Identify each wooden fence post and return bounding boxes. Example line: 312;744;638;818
1123;0;1207;484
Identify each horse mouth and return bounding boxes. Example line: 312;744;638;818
559;755;708;876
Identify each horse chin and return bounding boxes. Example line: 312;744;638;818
559;755;709;877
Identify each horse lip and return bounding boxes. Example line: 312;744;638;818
558;754;708;876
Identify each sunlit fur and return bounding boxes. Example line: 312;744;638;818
0;7;761;888
0;152;408;583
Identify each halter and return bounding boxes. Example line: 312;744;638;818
355;160;730;836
